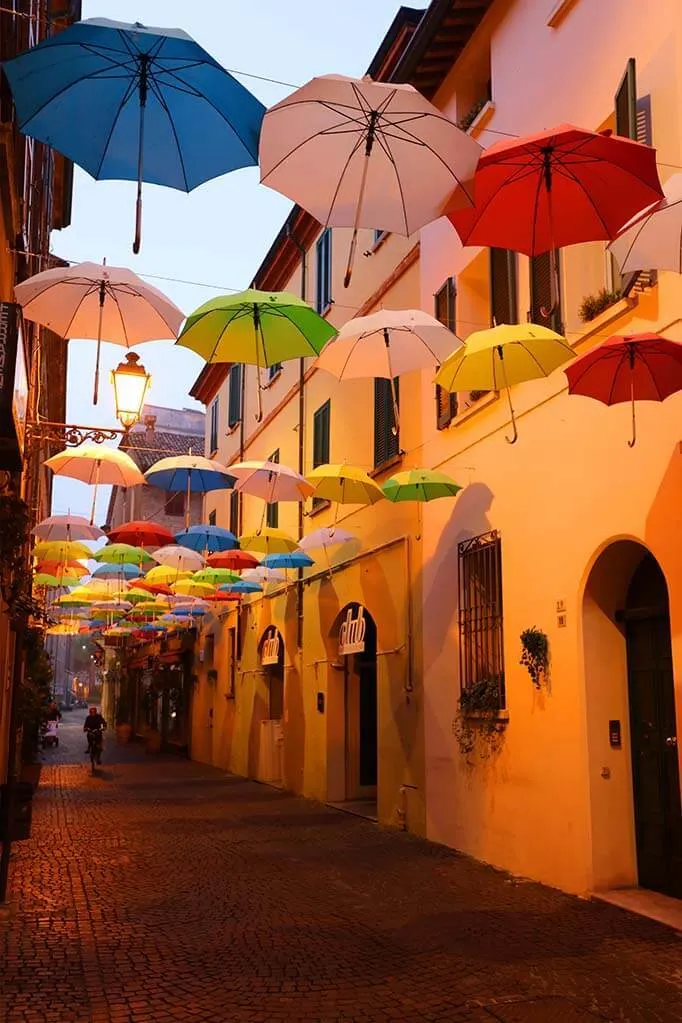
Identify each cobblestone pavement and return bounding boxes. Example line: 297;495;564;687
1;714;681;1023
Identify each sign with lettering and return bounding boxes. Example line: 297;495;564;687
339;604;366;656
0;302;23;470
12;327;27;456
261;627;281;666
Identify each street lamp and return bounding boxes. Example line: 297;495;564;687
110;352;151;431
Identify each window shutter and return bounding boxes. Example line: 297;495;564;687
229;489;240;534
266;450;279;528
434;277;458;427
530;252;561;332
313;401;330;468
615;58;637;139
490;248;517;326
228;365;242;428
374;377;399;467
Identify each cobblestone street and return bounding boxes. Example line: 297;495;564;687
1;715;681;1023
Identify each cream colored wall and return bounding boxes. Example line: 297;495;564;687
418;0;682;894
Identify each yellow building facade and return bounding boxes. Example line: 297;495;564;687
190;0;682;900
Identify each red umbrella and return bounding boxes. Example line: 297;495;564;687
209;591;242;602
565;332;682;446
107;520;175;548
448;125;663;256
207;550;260;571
133;580;174;596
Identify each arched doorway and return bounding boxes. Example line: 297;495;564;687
335;603;378;803
582;541;681;897
259;625;284;720
623;554;682;896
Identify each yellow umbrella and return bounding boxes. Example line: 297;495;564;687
44;443;145;523
171;579;216;598
33;539;93;562
435;323;575;443
126;587;155;604
305;464;384;505
239;527;299;555
135;599;174;612
144;565;193;585
66;585;109;602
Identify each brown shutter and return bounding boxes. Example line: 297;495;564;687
434;277;458;428
615;58;637;139
530;252;561;332
374;378;399;467
490;248;517;326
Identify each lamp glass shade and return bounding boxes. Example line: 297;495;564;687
111;353;151;430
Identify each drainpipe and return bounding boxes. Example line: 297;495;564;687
286;224;307;650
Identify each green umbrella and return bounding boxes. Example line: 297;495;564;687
92;543;154;566
192;567;240;585
382;469;462;503
177;289;337;420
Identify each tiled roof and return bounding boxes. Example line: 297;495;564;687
122;431;205;473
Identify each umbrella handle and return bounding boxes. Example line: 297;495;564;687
133;185;142;256
383;329;400;435
133;69;148;255
628;379;637;448
498;353;518;444
344;122;376;289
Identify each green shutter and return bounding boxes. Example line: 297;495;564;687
266;449;279;528
434;277;458;427
615;58;637;139
228;365;242;428
313;401;330;468
374;378;399;466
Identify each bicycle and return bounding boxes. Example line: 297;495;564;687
86;729;104;774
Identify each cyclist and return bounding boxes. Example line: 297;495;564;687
83;706;107;764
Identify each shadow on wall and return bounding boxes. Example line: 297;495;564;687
646;443;682;581
282;585;305;793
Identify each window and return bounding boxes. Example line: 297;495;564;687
458;531;505;707
490;248;517;326
229;489;240;535
204;634;215;668
530;250;562;333
228;364;242;428
312;400;330;509
434;277;457;428
373;228;387;246
208;398;219;454
227;627;237;698
374;377;399;468
208;509;216;526
315;228;332;313
266;449;279;528
268;362;282;381
165;491;185;518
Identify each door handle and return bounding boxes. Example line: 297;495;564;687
665;736;678;747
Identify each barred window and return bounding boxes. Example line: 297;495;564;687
458;530;505;706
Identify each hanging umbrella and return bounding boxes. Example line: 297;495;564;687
174;525;238;553
316;309;463;431
220;580;262;594
300;526;356;577
565;332;682;446
207;550;259;571
262;552;314;570
131;580;174;596
448;124;663;315
45;444;145;523
171;579;216;599
3;17;265;253
92;543;153;566
229;461;314;503
32;514;104;542
242;566;287;585
193;568;240;585
608;173;682;274
33;539;94;562
91;563;141;580
209;591;243;603
177;290;337;421
144;565;193;586
107;520;175;548
305;464;385;505
435;324;575;443
33;573;69;588
125;587;154;604
382;469;462;502
15;262;183;402
260;73;480;285
239;528;299;555
150;545;205;572
35;560;89;579
144;455;235;529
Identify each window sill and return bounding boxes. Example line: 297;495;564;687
454;390;498;426
574;296;637;347
547;0;579;28
317;302;333;318
466;100;495;138
225;422;241;436
369;452;403;479
264;369;282;388
308;498;331;518
462;709;509;724
371;231;390;254
209;448;218;459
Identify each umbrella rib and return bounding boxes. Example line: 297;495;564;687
147;75;190;191
17;49;139;128
322;130;368;226
376;120;476;204
104;283;131;347
260;111;366;184
373;129;410;233
551;163;613;237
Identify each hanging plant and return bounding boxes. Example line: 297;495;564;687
520;627;550;688
453;674;506;758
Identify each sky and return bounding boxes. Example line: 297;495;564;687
50;0;426;523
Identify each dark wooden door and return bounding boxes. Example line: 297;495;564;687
625;558;682;897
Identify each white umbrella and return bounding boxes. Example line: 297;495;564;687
15;261;184;402
230;460;314;503
32;514;104;542
259;74;480;286
609;173;682;274
44;444;145;524
315;308;463;429
300;526;356;577
150;545;205;572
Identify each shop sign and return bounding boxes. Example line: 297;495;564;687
261;627;281;666
0;301;23;469
339;604;366;656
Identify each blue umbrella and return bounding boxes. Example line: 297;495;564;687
262;552;314;570
172;607;208;617
175;525;237;553
220;580;262;594
144;456;235;530
3;18;265;252
92;563;141;580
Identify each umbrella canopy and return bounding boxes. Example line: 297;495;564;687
171;579;216;598
175;525;238;553
143;565;192;586
33;539;93;562
242;566;287;584
299;527;356;551
91;562;141;580
131;580;174;596
221;580;262;594
125;587;153;604
239;528;299;555
32;514;104;542
15;262;183;402
206;550;259;571
260;73;480;285
262;552;314;570
3;17;265;252
93;543;153;566
193;568;240;585
35;560;89;579
209;591;243;602
565;332;682;445
435;324;575;443
107;520;175;548
305;464;385;505
45;444;145;523
33;573;69;588
608;173;682;274
229;460;314;503
145;456;234;528
448;124;663;257
177;291;336;421
382;469;462;503
151;545;205;572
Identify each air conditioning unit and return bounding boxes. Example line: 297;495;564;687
258;719;283;785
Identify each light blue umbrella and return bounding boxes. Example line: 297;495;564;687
3;18;265;252
175;525;238;553
91;563;141;580
262;552;314;570
144;456;235;530
220;580;262;594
